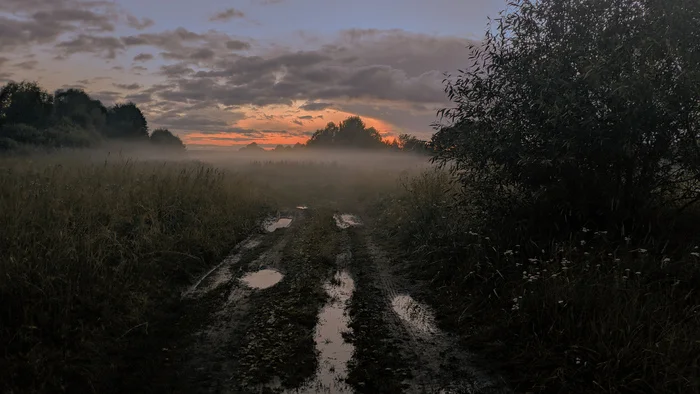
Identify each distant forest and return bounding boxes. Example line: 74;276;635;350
0;80;430;154
0;81;184;152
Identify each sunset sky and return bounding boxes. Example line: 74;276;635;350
0;0;505;148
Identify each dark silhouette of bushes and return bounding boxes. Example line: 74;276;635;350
0;81;185;151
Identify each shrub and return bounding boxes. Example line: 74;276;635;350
432;0;700;235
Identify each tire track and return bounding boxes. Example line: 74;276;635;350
361;231;511;394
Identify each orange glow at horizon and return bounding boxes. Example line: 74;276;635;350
182;104;397;147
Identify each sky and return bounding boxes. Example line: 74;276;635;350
0;0;506;148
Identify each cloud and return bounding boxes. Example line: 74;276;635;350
0;0;119;52
253;0;285;5
226;40;251;51
298;115;314;120
113;83;142;90
300;102;334;111
133;53;154;62
126;15;154;30
11;60;39;70
209;8;245;22
57;34;125;58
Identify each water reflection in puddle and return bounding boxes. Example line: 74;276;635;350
264;217;293;232
295;271;355;393
391;294;437;335
333;214;362;229
240;269;284;289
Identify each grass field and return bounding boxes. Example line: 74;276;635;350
0;154;272;393
1;150;698;393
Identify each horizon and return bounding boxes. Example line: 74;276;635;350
0;0;506;147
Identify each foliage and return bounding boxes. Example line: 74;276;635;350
150;128;186;150
105;102;149;140
0;81;54;129
53;88;107;132
307;116;385;149
432;0;700;233
398;133;431;154
0;81;168;151
239;141;266;152
0;157;269;393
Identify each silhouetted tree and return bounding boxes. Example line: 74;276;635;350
307;116;385;149
398;133;430;154
54;89;107;132
150;128;186;150
0;81;54;128
239;142;265;152
432;0;700;229
105;102;148;140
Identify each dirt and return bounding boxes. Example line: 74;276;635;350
115;209;510;394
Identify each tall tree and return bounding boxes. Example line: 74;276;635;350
307;116;385;149
150;128;186;150
432;0;700;228
105;102;148;140
53;89;107;132
0;81;54;128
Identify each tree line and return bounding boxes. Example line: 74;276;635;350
0;81;185;152
241;116;432;153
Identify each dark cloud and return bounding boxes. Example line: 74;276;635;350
132;65;148;72
0;0;118;52
57;34;125;58
113;83;142;90
226;40;251;51
11;60;39;70
298;115;314;120
160;64;194;78
300;102;334;111
124;92;152;104
133;53;154;62
209;8;245;22
190;48;215;61
126;15;154;30
91;90;122;104
292;119;304;126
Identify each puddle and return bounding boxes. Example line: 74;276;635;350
333;214;362;229
296;205;309;210
296;271;355;393
240;269;284;289
264;217;293;232
391;295;438;335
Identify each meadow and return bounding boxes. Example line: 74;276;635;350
0;149;427;393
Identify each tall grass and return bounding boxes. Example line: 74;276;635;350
375;170;700;393
0;156;270;393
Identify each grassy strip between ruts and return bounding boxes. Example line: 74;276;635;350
345;228;414;393
226;208;341;392
0;157;271;394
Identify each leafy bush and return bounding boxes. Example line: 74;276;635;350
432;0;700;234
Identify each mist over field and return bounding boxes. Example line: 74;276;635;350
2;0;700;393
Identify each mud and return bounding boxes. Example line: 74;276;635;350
390;294;438;335
241;269;284;289
333;214;362;229
295;248;356;394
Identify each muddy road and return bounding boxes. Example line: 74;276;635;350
138;208;510;394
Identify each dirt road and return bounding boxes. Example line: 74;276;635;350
147;208;510;393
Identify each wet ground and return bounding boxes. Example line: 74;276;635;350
142;209;509;394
